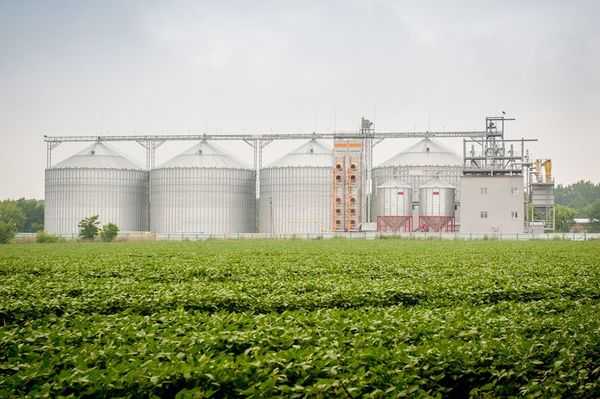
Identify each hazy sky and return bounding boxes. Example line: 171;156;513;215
1;0;599;199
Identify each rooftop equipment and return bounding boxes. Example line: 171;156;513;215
44;143;149;235
528;159;555;232
150;141;255;235
259;139;333;234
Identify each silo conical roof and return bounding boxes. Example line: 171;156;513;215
52;143;143;170
266;139;332;168
420;176;455;189
377;179;412;189
378;138;461;167
158;141;251;169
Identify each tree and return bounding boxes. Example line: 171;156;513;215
554;205;577;233
100;223;119;242
0;221;15;244
16;198;44;232
586;199;600;233
0;200;26;232
555;181;600;217
78;215;100;240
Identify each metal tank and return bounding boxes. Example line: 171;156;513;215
377;180;413;217
150;141;255;234
259;139;333;234
44;143;149;235
371;138;462;218
418;177;456;232
419;177;455;216
376;180;413;232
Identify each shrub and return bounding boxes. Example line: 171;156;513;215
100;223;119;242
0;221;16;244
78;215;100;240
0;200;25;232
36;231;62;243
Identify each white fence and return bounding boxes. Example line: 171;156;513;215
154;232;600;241
16;232;600;242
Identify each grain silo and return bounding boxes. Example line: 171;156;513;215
418;177;456;232
371;138;462;218
150;141;255;235
259;139;333;234
44;143;149;235
376;180;413;232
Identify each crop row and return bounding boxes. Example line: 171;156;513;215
1;241;599;325
1;299;598;398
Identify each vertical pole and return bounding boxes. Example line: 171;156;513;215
254;139;260;199
145;140;151;170
47;142;52;169
150;140;155;170
257;140;262;234
366;126;373;223
269;196;273;235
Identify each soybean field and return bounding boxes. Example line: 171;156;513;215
1;240;599;398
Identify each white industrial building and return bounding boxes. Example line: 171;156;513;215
459;176;524;234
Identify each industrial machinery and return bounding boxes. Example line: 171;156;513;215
332;138;363;231
527;159;555;232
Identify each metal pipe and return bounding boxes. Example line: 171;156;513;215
43;130;488;143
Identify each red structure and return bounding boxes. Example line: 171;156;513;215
418;216;456;232
377;216;413;232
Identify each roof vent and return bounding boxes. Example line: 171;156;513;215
426;147;430;153
198;149;203;154
90;150;95;155
309;148;315;154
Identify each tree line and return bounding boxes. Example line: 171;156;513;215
555;181;600;232
0;199;45;242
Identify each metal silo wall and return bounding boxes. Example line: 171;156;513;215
418;186;456;217
377;187;413;217
370;165;462;218
150;168;256;234
44;168;149;235
259;167;332;234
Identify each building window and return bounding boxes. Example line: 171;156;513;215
480;211;488;219
511;211;519;219
511;187;519;195
480;187;488;195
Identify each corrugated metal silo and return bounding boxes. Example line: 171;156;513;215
418;177;456;232
150;141;255;234
371;138;462;218
376;180;413;232
259;139;333;234
44;143;149;235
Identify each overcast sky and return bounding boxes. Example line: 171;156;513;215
1;0;599;199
